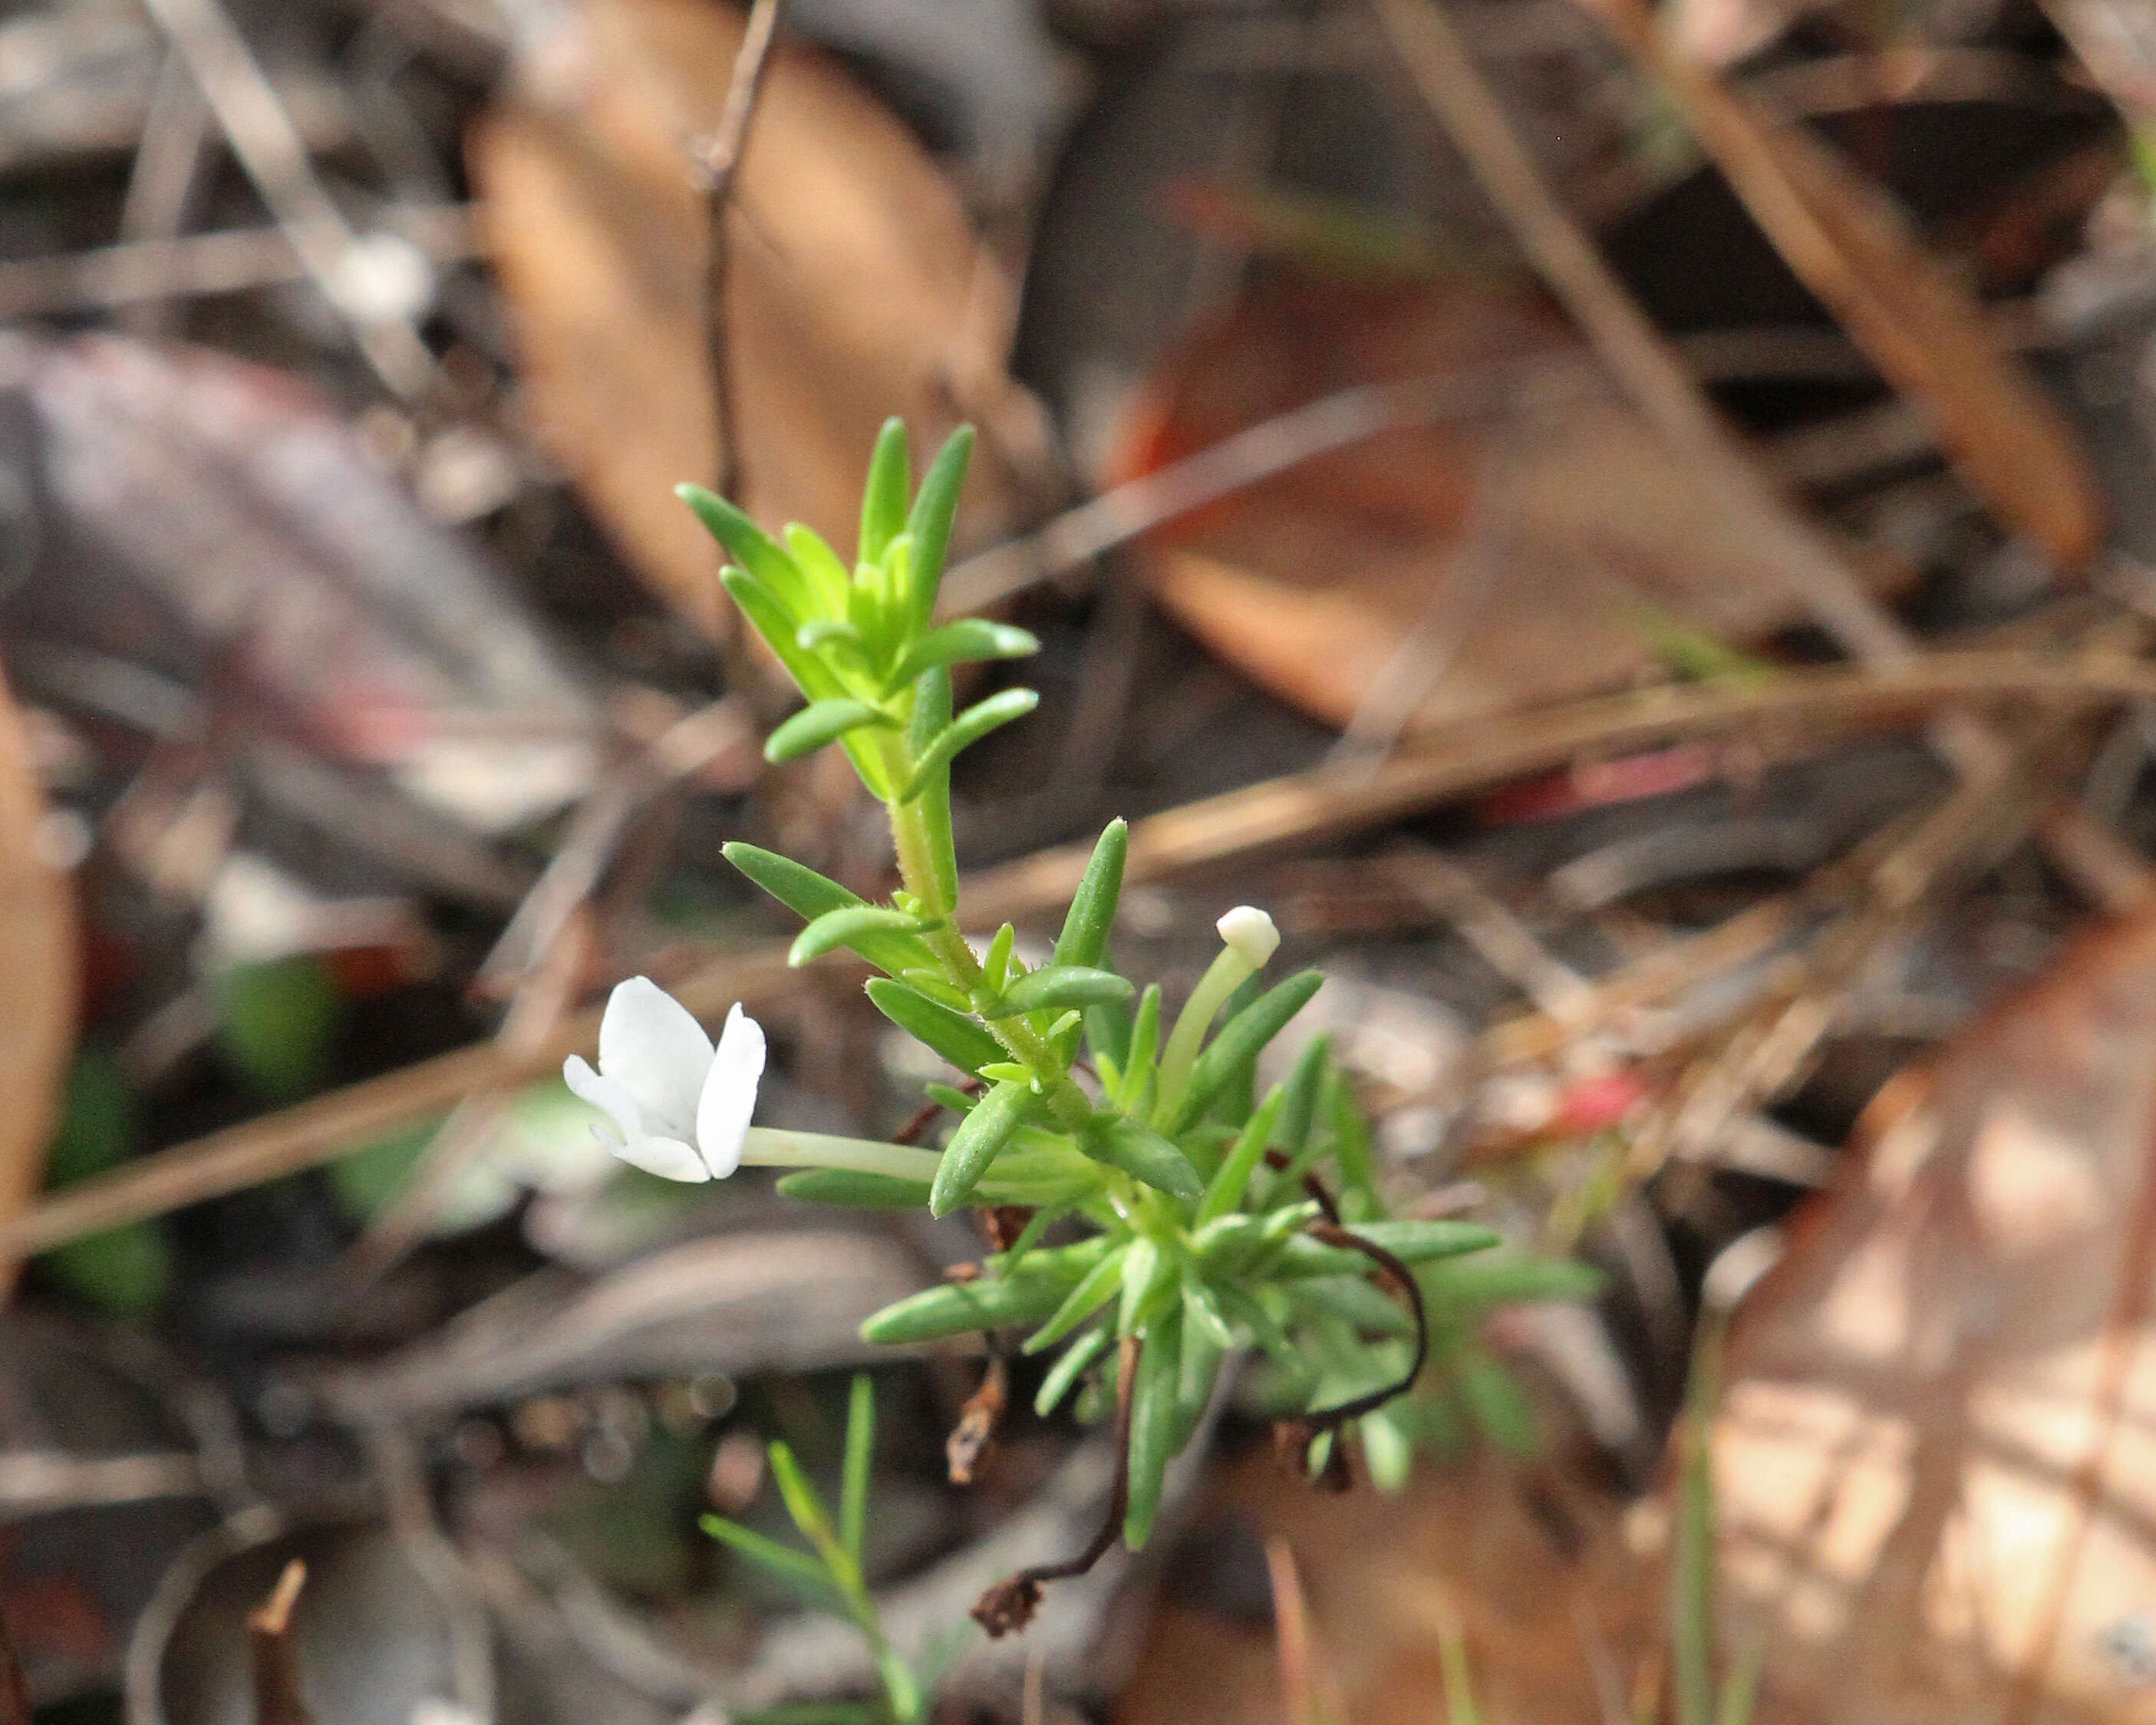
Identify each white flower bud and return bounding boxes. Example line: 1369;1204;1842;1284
1215;905;1281;968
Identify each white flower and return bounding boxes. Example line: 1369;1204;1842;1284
1215;905;1281;968
562;978;766;1182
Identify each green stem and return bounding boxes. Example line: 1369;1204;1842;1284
740;1129;942;1181
1153;946;1254;1125
883;745;1093;1133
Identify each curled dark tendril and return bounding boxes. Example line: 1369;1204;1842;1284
972;1334;1139;1638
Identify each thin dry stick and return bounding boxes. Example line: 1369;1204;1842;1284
1382;845;1595;1024
137;0;435;399
338;909;591;1288
248;1559;312;1725
117;50;210;338
0;209;480;322
1366;0;2151;912
478;695;754;991
939;363;1573;615
694;0;786;506
13;648;2156;1262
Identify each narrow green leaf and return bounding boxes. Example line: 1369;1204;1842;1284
929;1080;1029;1217
1359;1404;1415;1495
1716;1639;1765;1725
764;698;895;764
790;905;937;968
1081;1115;1202;1199
726;843;933;978
766;1441;842;1575
1422;1254;1602;1304
1461;1349;1538;1456
982;924;1015;992
1020;1241;1129;1354
1088;989;1137;1080
1117;1236;1174;1336
1167;970;1324;1132
1290;1275;1416;1337
1275;1035;1330;1159
1116;985;1161;1113
898;688;1039;801
794;618;869;665
840;1374;873;1565
1173;1308;1223;1452
1436;1578;1482;1725
984;1234;1112;1281
905;424;974;630
1122;1309;1181;1550
898;965;971;1010
1196;1085;1285;1223
859;417;911;569
1180;1270;1237;1352
720;569;892;799
1053;817;1128;971
888;619;1040;688
679;486;815;619
864;978;1002;1076
783;522;852;615
988;965;1133;1018
700;1515;836;1601
737;1705;882;1725
1033;1324;1111;1417
775;1169;934;1209
907;667;959;909
1325;1070;1378;1209
1346;1219;1505;1265
860;1275;1075;1344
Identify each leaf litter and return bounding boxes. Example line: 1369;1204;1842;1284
2;0;2156;1722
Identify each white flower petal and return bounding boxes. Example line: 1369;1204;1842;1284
694;1003;766;1177
562;1055;638;1148
609;1133;714;1183
597;977;713;1140
1216;905;1281;968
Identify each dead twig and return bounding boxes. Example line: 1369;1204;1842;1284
137;0;435;399
692;0;786;506
947;1355;1008;1486
248;1559;312;1725
0;207;480;322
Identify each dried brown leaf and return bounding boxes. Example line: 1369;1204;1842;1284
1713;905;2156;1722
1112;285;1911;736
470;0;1029;634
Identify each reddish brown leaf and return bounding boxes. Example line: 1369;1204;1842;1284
1713;905;2156;1722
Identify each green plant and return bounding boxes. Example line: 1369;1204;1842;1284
565;420;1592;1631
703;1374;959;1724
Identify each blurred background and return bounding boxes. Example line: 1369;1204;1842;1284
3;0;2156;1720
